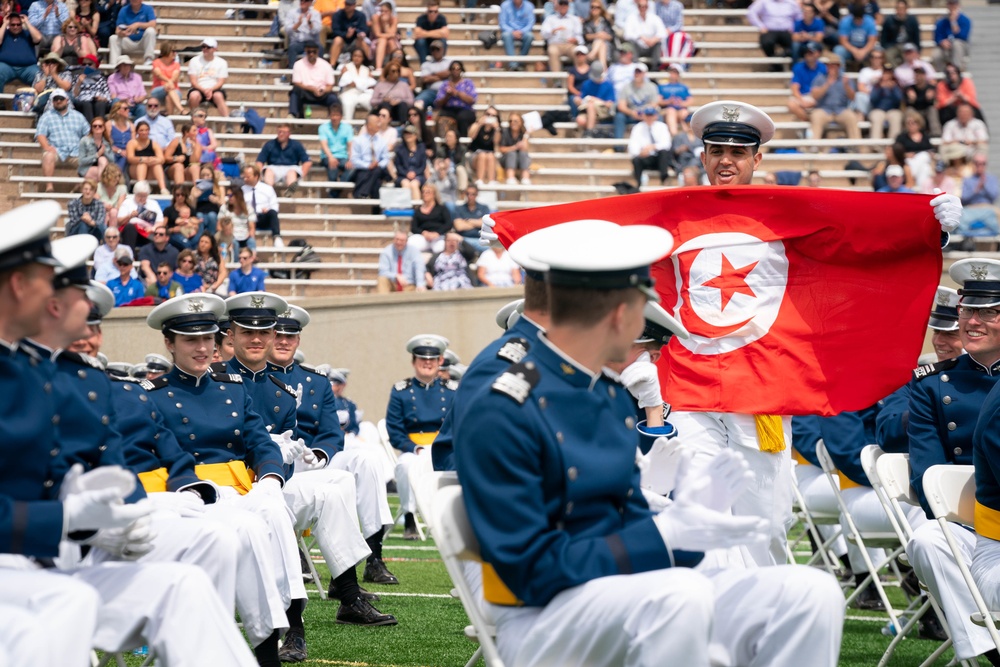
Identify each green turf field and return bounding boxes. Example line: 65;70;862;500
108;497;981;666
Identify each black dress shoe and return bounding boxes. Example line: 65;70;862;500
363;558;399;585
278;633;307;663
329;582;380;602
403;512;419;541
852;580;886;611
901;570;922;597
299;548;314;583
336;596;398;626
919;606;948;641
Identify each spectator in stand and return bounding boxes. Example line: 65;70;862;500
427;232;472;290
434;60;477;138
958;153;999;237
413;0;448;64
163;184;190;229
879;0;919;66
67;179;107;239
165;203;202;251
163;123;202;186
834;3;877;69
228;247;267;294
35;88;88;193
0;13;41;91
809;58;860;148
289;41;337;118
74;0;101;44
107;55;147;119
436;127;467;191
377;228;425;293
31;52;72;116
241;164;284;247
499;0;535;72
108;246;146;305
476;243;521;288
219;183;256;254
97;162;127;227
409;182;451;253
371;0;400;72
671;113;702;175
791;3;824;63
541;0;582;75
328;0;369;68
468;106;499;186
187;37;230;118
877;163;913;193
656;64;689;136
188;164;221;234
145;261;182;301
255;123;313;196
136;219;178;284
565;45;590;116
348;111;391;199
871;143;912;190
194;232;227;295
428;156;457;214
747;0;801;66
392;124;427;200
499;111;531;185
414;39;450;110
71;54;111;123
319;103;354;184
372;61;414;125
135;97;175;151
150;40;183;115
171;250;203;293
612;0;636;32
582;1;612;68
191;108;218;167
50;17;97;66
867;67;903;143
788;42;826;121
893;42;934;88
284;0;324;64
680;164;703;186
806;170;822;187
26;0;69;52
387;46;418;90
108;0;156;65
852;48;883;116
918;158;958;196
628;106;672;186
77;114;111;180
936;62;980;127
314;0;342;47
614;62;658;140
608;43;638;93
126;120;167;194
93;227;132;283
452;184;491;254
337;47;375;120
905;66;939;136
574;60;615;136
622;0;664;69
95;0;122;49
895;109;934;184
941;102;989;161
933;0;970;71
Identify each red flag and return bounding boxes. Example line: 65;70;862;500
490;186;942;416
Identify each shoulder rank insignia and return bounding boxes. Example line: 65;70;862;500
59;350;94;368
394;379;412;391
209;361;228;374
140;376;170;391
491;361;541;405
268;375;296;396
497;337;530;364
111;375;141;385
913;357;960;381
211;372;244;384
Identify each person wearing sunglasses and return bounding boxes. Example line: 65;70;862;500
144;260;183;302
107;245;146;306
135;217;179;285
187;37;230;117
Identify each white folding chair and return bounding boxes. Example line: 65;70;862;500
788;462;845;577
376;418;399;470
923;464;1000;654
433;485;505;667
298;533;327;600
816;440;906;633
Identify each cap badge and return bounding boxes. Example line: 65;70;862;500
722;105;741;122
187;299;205;313
280;308;292;318
971;265;989;281
936;292;951;305
250;295;266;308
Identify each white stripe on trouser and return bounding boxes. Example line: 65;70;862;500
283;468;372;578
329;447;394;538
669;411;794;567
908;522;994;660
839;487;927;573
0;567;99;667
796;463;849;556
395;451;421;515
489;565;843;667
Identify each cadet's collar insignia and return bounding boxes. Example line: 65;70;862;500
250;295;266;308
971;265;989;281
497;337;530;364
491;361;540;405
722;105;740;122
187;298;205;313
560;363;575;375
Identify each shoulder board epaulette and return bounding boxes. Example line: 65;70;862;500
211;372;244;384
16;344;43;363
394;379;412;391
59;350;103;368
497;337;530;364
209;361;228;374
491;361;541;405
109;375;141;385
601;370;626;387
300;362;318;373
912;357;960;381
445;379;459;390
140;376;170;391
268;374;297;396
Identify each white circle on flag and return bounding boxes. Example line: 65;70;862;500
671;232;788;355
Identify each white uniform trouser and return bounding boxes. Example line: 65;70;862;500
329;447;393;538
351;421;397;482
0;567;99;667
283;468;372;578
670;411;793;567
395;451;421;515
490;565;844;667
909;522;994;660
796;462;848;557
840;486;926;573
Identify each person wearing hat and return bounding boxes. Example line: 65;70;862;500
32;51;71;115
414;39;451;109
187;37;230;118
628;106;673;186
109;0;157;65
289;40;337;118
0;13;43;92
932;0;971;72
327;0;369;72
107;54;148;119
327;368;362;435
877;163;914;193
144;352;173;378
454;221;844;667
807;57;861;150
393;124;429;200
498;0;534;72
65;280;114;358
893;42;934;88
35;85;89;192
787;41;825;122
613;60;658;140
573;60;615;137
72;53;113;125
540;0;583;75
284;0;324;65
266;305;400;591
385;333;456;538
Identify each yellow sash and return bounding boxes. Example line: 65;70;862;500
137;468;169;493
791;448;810;467
409;431;439;447
837;471;862;491
975;502;998;539
753;414;786;453
482;563;522;606
137;461;256;496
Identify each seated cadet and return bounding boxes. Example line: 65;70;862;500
0;201;258;667
266;306;399;590
78;281;291;662
329;368;361;436
908;260;1000;664
144;352;173;379
385;333;456;539
455;221;844;667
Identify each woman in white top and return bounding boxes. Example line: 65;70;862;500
338;47;376;122
219;184;257;255
476;245;522;288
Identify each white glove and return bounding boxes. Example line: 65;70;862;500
619;352;662;409
84;515;156;560
293;449;327;473
653;497;768;553
146;491;206;518
930;190;961;233
673;448;754;513
60;463;136;501
641;487;671;512
640;436;689;496
336;409;350;427
64;489;152;533
250;476;283;498
480;214;499;245
271;430;307;465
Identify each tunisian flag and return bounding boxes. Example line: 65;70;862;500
490;186;942;416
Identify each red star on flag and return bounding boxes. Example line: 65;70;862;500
702;255;759;311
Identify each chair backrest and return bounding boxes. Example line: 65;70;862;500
433;485;483;563
815;438;836;476
876;453;920;507
860;444;883;489
408;454;441;530
923;464;976;526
